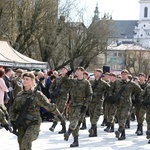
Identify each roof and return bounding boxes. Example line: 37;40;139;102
110;20;138;39
107;43;147;51
0;41;47;69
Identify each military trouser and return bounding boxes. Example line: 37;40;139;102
117;103;131;129
146;108;150;130
106;103;117;124
18;124;40;150
89;100;103;125
135;102;145;125
68;105;85;137
104;101;111;122
53;97;67;123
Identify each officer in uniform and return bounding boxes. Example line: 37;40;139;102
89;69;110;137
49;66;71;134
109;70;141;140
63;67;93;147
9;72;65;150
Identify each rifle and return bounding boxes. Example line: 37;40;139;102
11;77;44;136
112;79;132;104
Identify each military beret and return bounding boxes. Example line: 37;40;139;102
121;69;129;74
104;72;110;75
76;66;85;72
95;68;103;73
110;72;116;77
84;71;89;76
16;69;24;74
23;72;35;79
138;73;146;77
63;66;69;71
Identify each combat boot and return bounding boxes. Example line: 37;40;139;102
118;129;126;140
101;118;107;126
104;122;111;132
115;127;123;138
89;124;97;137
49;122;57;132
137;124;143;136
58;124;66;134
146;130;150;139
80;120;87;130
64;128;73;141
70;136;79;147
110;124;114;132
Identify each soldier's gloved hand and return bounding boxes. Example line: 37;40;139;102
80;105;86;113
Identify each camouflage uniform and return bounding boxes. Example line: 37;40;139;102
49;76;70;133
64;77;92;146
11;76;23;99
89;78;110;137
10;88;64;150
0;104;12;132
134;81;147;135
0;104;9;125
140;84;150;143
104;81;117;132
110;78;141;140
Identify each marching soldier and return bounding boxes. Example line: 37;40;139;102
134;73;147;136
9;72;65;150
63;67;92;147
104;72;117;132
109;70;141;140
141;76;150;144
88;69;110;137
49;67;71;134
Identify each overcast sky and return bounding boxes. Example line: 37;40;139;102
79;0;139;20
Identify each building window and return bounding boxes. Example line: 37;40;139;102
118;52;122;57
144;7;148;18
114;52;117;56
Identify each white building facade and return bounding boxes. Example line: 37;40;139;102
134;0;150;47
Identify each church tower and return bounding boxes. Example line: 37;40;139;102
134;0;150;47
92;3;100;23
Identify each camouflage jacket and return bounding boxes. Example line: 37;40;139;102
91;79;111;102
140;84;150;105
110;79;141;105
68;78;93;107
10;88;57;125
11;76;23;99
50;76;71;97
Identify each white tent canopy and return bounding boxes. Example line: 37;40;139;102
0;41;47;69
